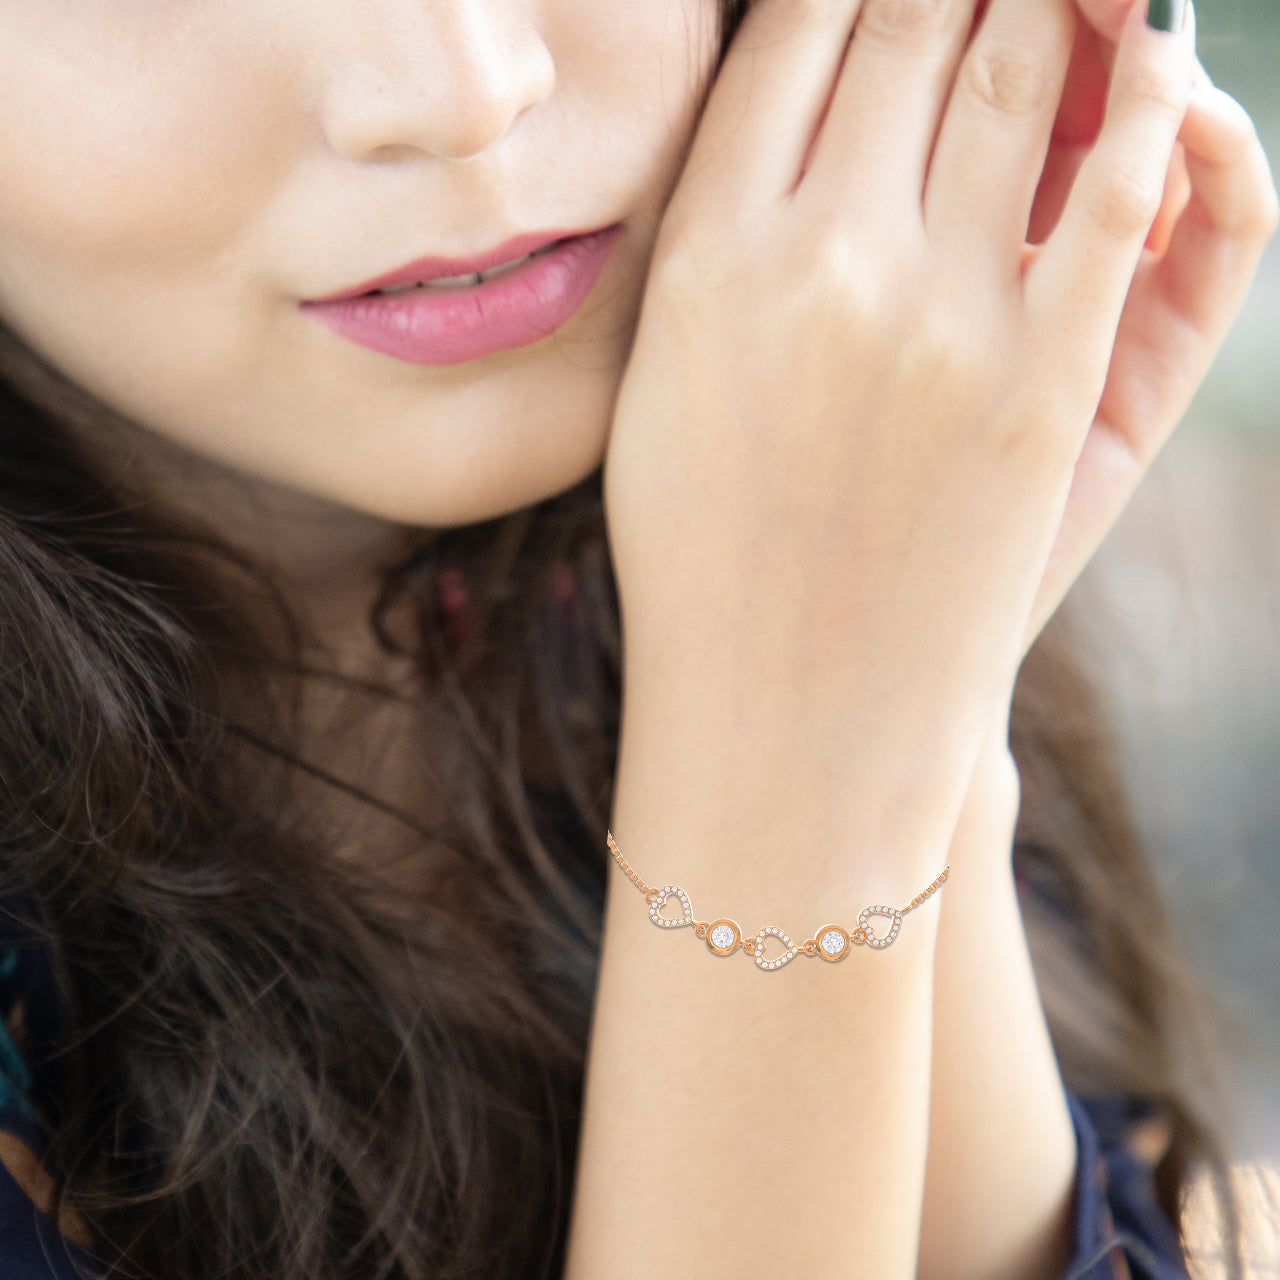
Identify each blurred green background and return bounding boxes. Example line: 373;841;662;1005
1068;0;1280;1163
1190;0;1280;443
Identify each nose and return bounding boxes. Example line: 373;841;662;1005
318;1;556;162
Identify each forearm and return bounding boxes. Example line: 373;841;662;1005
918;729;1078;1280
564;682;971;1280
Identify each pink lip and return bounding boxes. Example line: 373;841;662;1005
299;224;623;366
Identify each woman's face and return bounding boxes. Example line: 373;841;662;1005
0;0;721;525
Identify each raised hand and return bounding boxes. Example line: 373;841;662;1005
573;8;1215;1278
920;10;1276;1278
1022;0;1278;651
603;0;1197;872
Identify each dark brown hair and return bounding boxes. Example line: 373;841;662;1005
0;3;1248;1276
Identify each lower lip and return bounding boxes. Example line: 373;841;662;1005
300;225;623;367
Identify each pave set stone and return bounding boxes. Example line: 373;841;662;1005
752;925;800;971
857;906;902;949
648;886;692;929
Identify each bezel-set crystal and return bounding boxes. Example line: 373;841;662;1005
815;924;850;961
706;919;740;955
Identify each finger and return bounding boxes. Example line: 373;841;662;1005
1020;79;1279;650
1019;421;1143;651
1027;0;1195;382
1031;32;1196;251
1026;20;1112;244
1082;93;1276;467
925;0;1076;271
801;0;978;217
1143;140;1190;255
674;0;866;216
1151;82;1280;332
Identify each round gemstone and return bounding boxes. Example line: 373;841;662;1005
820;929;845;956
710;924;735;949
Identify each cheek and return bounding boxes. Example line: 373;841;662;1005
550;0;721;198
0;9;293;288
0;0;726;527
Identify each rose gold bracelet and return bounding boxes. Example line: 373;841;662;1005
605;829;949;971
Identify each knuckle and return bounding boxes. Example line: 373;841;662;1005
1260;180;1280;240
992;405;1070;467
1088;161;1164;240
748;0;840;39
731;0;848;58
792;0;845;20
813;235;883;324
649;223;738;306
1116;65;1187;129
902;309;986;403
987;403;1039;456
966;40;1053;118
1127;354;1188;466
857;0;953;49
1248;148;1280;239
1216;126;1280;241
782;0;842;19
1225;158;1280;242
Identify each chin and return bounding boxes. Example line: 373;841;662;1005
299;407;612;530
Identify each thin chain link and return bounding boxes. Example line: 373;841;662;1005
604;829;949;966
901;864;949;914
606;830;655;899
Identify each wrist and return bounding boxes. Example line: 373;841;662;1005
941;723;1023;887
614;677;1000;898
603;824;946;978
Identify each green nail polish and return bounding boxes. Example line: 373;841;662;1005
1147;0;1188;33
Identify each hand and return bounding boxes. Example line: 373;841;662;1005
603;0;1197;849
1020;0;1279;653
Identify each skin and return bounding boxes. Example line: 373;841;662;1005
592;0;1275;1275
0;0;1274;1276
0;0;718;534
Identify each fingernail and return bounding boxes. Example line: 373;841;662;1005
1147;0;1188;33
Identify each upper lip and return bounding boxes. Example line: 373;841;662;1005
303;226;606;303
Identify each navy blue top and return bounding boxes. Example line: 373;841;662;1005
0;936;1191;1280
